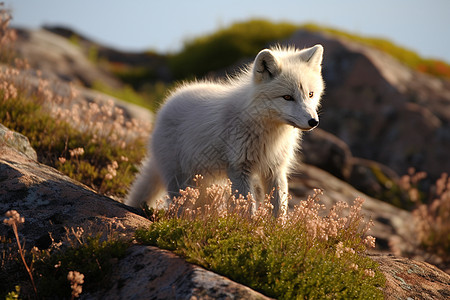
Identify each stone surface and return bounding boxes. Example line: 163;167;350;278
15;28;120;88
91;245;272;300
0;123;37;161
0;144;151;247
301;128;353;180
371;254;450;299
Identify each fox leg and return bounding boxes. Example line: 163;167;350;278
263;173;288;217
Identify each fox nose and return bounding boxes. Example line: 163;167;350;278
308;119;319;128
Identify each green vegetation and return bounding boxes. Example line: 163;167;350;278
136;187;385;299
1;209;130;299
35;236;129;298
0;77;148;198
169;19;298;79
105;19;450;88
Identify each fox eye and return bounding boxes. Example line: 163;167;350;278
282;95;295;101
308;91;314;98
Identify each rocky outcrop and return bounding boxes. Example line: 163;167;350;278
284;30;450;182
1;129;449;298
0;143;150;248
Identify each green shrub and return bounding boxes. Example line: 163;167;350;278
136;183;385;299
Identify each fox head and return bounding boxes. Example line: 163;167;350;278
252;45;324;131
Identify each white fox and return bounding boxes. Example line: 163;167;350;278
126;45;324;216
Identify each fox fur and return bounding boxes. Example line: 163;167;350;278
126;45;324;216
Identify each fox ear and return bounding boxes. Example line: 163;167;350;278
299;45;323;70
253;49;280;82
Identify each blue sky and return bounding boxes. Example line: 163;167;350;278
6;0;450;62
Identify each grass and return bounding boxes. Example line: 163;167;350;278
136;182;385;299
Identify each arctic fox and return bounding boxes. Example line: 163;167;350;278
126;45;324;216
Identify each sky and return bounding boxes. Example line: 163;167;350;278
6;0;450;62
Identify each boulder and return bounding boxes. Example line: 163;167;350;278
0;143;150;248
283;30;450;182
301;128;353;180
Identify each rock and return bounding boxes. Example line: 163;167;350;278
0;124;37;161
0;144;150;247
14;28;121;88
301;128;353;180
348;157;408;209
283;30;450;182
91;245;272;300
370;254;450;299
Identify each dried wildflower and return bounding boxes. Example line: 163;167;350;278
3;210;37;295
364;269;375;278
58;157;66;164
349;263;359;271
67;271;84;298
335;242;344;258
69;147;85;157
3;210;25;226
105;161;119;180
363;235;376;248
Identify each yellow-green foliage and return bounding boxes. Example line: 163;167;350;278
169;19;298;79
136;185;385;299
168;19;450;80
